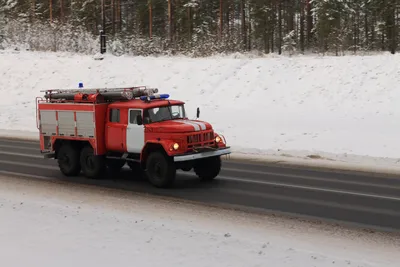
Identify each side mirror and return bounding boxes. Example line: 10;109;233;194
136;114;143;125
196;107;200;119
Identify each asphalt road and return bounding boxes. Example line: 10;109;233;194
0;137;400;231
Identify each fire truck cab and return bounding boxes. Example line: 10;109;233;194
36;85;231;188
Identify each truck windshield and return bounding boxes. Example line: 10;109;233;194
144;104;186;123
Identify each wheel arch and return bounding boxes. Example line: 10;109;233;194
140;142;169;168
53;139;92;159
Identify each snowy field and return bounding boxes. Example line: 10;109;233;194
1;50;400;169
0;174;398;267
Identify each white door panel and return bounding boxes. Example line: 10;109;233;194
126;109;145;153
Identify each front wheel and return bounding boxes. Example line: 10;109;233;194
80;145;106;179
193;156;221;181
145;152;176;188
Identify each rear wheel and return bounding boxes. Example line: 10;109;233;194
57;144;81;176
194;156;221;181
145;152;176;188
80;145;106;179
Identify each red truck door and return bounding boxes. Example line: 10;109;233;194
105;108;125;152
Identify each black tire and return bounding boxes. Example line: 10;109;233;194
145;151;176;188
80;145;106;179
107;159;125;173
194;156;221;181
57;144;81;176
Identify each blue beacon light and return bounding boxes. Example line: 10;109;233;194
78;82;84;88
140;94;170;101
158;94;170;99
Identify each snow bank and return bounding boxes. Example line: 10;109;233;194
0;174;398;267
1;50;400;167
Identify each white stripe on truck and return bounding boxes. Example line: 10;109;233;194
175;120;208;131
193;121;206;130
175;120;201;131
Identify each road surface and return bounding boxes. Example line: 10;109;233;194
0;137;399;231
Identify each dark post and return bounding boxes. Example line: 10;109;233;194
100;0;106;54
100;30;106;54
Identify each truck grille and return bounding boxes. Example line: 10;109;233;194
187;131;214;148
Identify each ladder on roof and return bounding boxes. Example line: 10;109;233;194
41;86;158;94
42;86;159;101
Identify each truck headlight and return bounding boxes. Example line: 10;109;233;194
215;136;221;143
173;143;179;150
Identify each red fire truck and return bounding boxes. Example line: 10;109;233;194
36;85;231;188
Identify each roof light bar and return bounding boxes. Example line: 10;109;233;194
140;94;170;101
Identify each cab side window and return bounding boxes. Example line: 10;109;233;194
129;110;142;124
109;109;120;123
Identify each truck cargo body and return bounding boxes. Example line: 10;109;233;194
38;102;108;155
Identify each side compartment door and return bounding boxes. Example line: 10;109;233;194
126;109;145;153
106;108;125;152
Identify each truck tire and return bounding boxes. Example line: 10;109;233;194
194;156;221;181
57;144;81;176
145;151;176;188
80;145;106;179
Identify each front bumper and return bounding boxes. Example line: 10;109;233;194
173;147;231;162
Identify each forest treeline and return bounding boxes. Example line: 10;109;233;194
0;0;398;56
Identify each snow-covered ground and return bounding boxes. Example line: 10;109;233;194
1;49;400;169
0;174;398;267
